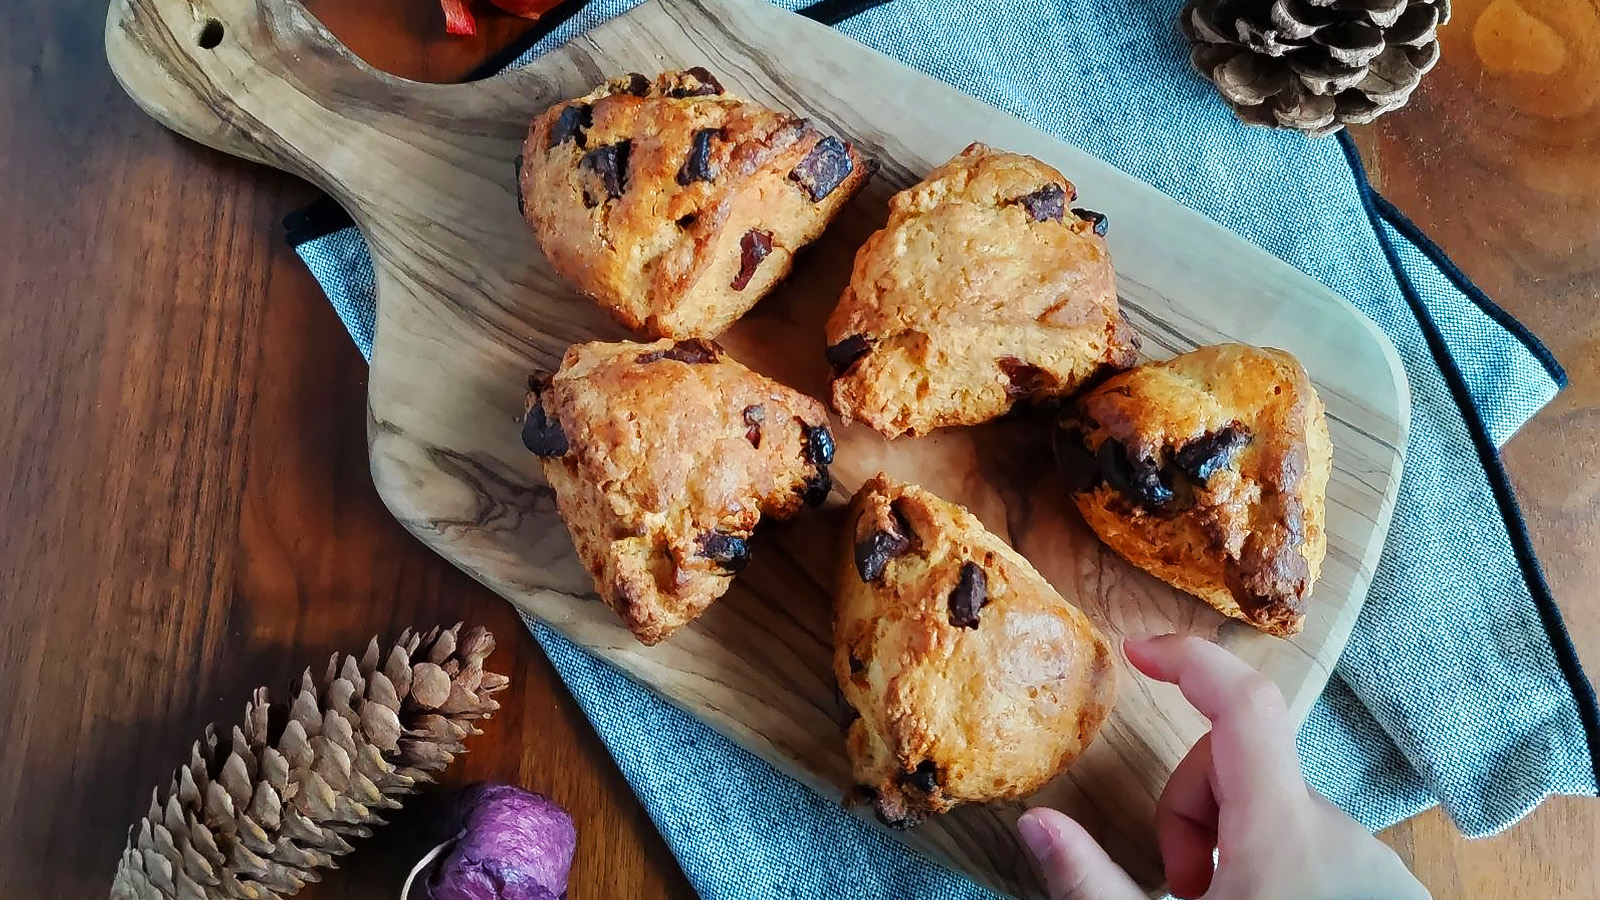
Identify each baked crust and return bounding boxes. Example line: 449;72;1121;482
825;142;1138;438
1055;344;1332;637
523;338;834;644
521;68;872;339
833;474;1116;827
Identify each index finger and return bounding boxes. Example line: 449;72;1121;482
1124;634;1306;811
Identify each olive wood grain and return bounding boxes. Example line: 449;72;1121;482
103;0;1408;894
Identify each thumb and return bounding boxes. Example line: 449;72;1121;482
1018;808;1146;900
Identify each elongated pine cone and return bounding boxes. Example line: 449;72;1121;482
1182;0;1451;136
110;624;509;900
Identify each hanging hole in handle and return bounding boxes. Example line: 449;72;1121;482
197;19;224;49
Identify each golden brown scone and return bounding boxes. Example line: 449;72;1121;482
520;68;873;339
1054;344;1332;637
522;338;835;645
833;474;1116;828
825;142;1139;438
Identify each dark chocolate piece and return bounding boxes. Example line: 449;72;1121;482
667;66;724;97
1073;207;1109;236
854;509;912;582
998;357;1055;396
1015;183;1066;222
803;469;832;507
548;103;592;149
1098;437;1174;507
825;335;872;377
789;136;855;202
731;229;773;291
947;561;988;629
636;338;721;365
622;72;651;96
581;140;631;199
677;128;720;185
697;532;750;572
521;403;569;458
742;404;765;448
803;423;835;466
1175;424;1251;482
514;154;525;216
904;760;939;795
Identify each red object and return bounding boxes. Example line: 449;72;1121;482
440;0;477;35
489;0;559;16
440;0;559;37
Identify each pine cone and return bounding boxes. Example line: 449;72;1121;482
1182;0;1451;136
110;625;509;900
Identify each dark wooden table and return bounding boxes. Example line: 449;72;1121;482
1;2;1593;898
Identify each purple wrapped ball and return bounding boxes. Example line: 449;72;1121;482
427;783;576;900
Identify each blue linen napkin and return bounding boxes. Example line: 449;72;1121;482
290;1;1600;895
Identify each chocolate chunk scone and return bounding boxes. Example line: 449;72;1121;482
834;474;1116;828
523;338;835;645
1054;344;1332;637
825;143;1139;438
520;68;873;339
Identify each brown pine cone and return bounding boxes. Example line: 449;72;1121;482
109;625;508;900
1182;0;1451;136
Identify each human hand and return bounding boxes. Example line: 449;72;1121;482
1016;634;1429;900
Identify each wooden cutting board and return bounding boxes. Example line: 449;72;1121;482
105;0;1408;895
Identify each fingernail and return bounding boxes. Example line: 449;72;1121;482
1017;810;1053;860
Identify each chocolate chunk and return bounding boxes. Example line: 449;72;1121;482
1175;424;1251;482
998;357;1055;397
875;806;920;831
1052;426;1101;493
904;760;939;795
1073;207;1109;236
854;508;912;582
1015;183;1066;222
521;403;568;458
1098;437;1174;507
789;136;855;202
667;66;724;97
676;213;698;229
581;140;630;199
636;338;721;365
803;424;835;465
825;335;872;376
947;561;988;629
676;128;720;185
802;468;832;507
623;72;651;96
514;154;525;216
731;229;773;291
548;103;592;149
848;651;866;675
697;532;750;572
742;404;765;448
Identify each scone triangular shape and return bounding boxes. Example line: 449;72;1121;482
826;142;1139;437
524;339;835;644
1055;344;1332;637
834;474;1115;828
520;68;873;339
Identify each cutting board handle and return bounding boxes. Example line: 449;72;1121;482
104;0;549;201
105;0;380;174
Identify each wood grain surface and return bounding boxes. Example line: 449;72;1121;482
0;2;1592;900
99;0;1407;894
